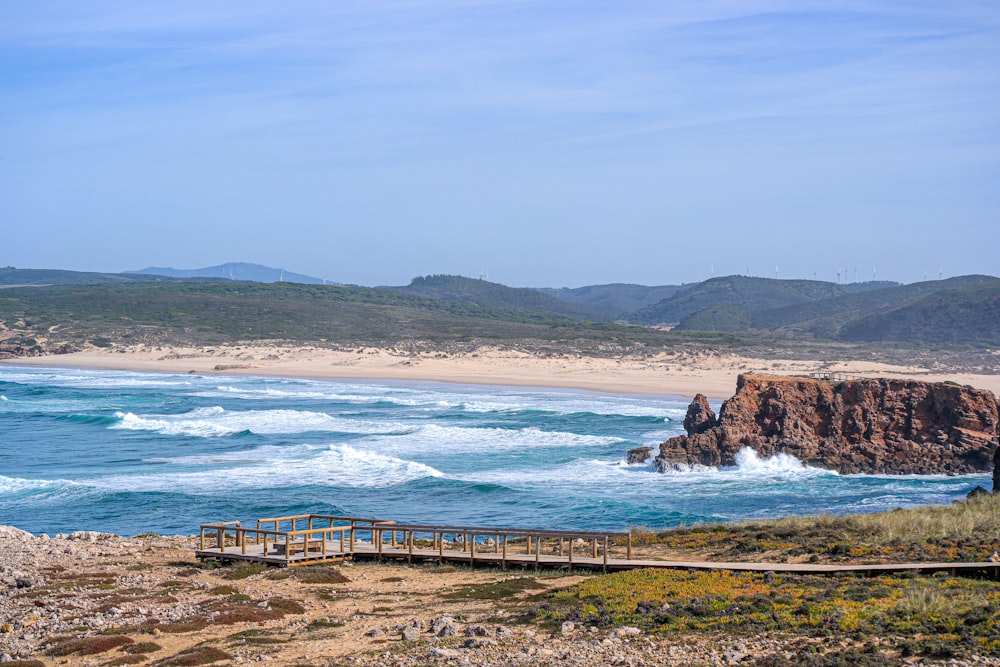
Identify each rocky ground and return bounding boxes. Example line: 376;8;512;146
2;525;999;667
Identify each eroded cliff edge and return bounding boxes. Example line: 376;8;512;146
645;375;1000;476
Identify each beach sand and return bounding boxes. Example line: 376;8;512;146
5;344;999;398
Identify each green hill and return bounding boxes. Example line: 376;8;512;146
745;275;997;337
628;276;881;326
836;279;1000;346
389;275;604;321
0;281;684;353
0;267;172;287
539;283;684;319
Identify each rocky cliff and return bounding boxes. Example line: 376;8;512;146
652;375;1000;476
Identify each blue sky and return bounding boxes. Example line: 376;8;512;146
2;1;998;287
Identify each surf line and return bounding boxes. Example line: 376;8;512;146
194;513;1000;579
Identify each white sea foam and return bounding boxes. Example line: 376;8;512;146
732;448;830;475
0;395;7;401
366;423;625;456
145;443;321;465
93;444;443;493
109;407;411;437
0;474;77;497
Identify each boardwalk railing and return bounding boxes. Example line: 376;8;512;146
197;514;629;570
195;514;1000;578
366;521;632;570
198;514;392;563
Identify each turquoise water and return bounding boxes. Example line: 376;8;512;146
0;366;987;536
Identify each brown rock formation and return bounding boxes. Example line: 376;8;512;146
656;374;1000;475
683;394;716;435
626;446;654;464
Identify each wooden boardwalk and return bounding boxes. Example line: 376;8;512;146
194;514;1000;579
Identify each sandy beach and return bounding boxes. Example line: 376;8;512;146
5;344;999;398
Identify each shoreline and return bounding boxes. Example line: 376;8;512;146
4;344;999;399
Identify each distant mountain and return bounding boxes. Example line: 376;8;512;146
129;262;325;284
0;267;169;286
539;283;684;319
628;275;896;326
388;274;604;321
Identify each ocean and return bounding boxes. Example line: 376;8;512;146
0;366;988;536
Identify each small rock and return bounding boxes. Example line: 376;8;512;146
615;626;642;637
401;626;419;641
0;625;12;634
428;648;460;658
364;628;385;638
462;638;497;649
495;625;513;640
437;623;458;638
560;621;575;635
465;624;492;637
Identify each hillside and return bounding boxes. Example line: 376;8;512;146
745;275;997;337
0;267;170;287
129;262;325;284
837;279;1000;346
539;283;684;319
388;274;604;321
0;281;697;354
628;275;892;326
671;275;999;344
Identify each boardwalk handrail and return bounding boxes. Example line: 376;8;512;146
198;514;634;568
371;521;629;540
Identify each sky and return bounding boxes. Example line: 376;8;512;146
2;1;998;287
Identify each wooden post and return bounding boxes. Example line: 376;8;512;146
217;527;225;553
408;531;413;564
438;531;444;562
470;534;476;566
199;529;205;551
377;529;383;559
526;535;532;555
535;535;541;567
241;529;247;555
627;533;632;561
603;536;608;573
568;540;573;571
558;538;564;557
592;538;597;559
495;534;500;554
502;535;508;570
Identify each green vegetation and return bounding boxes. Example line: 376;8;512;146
539;283;684;318
668;275;1000;346
1;271;996;356
530;569;999;661
440;577;548;600
0;280;765;354
629;275;879;325
632;493;1000;563
839;280;1000;346
391;274;604;320
502;496;1000;663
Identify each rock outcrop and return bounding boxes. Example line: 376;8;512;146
655;375;1000;476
